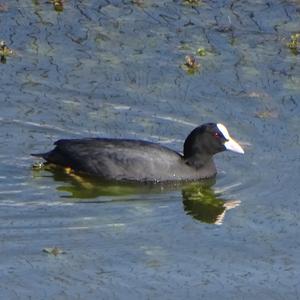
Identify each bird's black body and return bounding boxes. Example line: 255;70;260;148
32;123;243;182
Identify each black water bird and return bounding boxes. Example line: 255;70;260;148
32;123;244;182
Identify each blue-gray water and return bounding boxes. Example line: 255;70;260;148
0;1;299;299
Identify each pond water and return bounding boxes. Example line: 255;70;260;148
0;0;299;299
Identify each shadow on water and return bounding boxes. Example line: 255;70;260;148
33;165;240;225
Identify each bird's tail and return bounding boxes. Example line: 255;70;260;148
31;152;49;159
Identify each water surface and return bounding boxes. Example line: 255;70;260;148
0;0;299;299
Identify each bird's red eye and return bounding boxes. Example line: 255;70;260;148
213;132;220;138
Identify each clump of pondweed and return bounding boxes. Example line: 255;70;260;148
182;55;200;74
0;40;15;63
43;247;66;256
52;0;64;12
183;0;201;5
287;33;300;55
197;47;207;56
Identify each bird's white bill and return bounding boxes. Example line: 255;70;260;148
217;123;245;154
224;138;244;154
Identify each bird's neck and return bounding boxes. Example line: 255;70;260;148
184;153;213;169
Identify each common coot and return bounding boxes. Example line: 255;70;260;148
32;123;244;182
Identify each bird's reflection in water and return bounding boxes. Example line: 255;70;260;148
34;165;240;225
181;183;240;225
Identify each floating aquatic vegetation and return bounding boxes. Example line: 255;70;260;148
43;247;66;256
178;43;209;74
182;55;200;74
0;40;13;56
183;0;201;5
184;55;198;68
197;47;207;56
52;0;64;12
287;33;300;55
0;40;15;63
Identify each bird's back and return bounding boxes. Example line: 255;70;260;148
40;138;192;182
